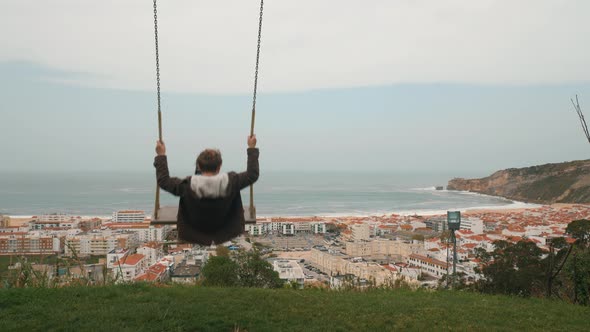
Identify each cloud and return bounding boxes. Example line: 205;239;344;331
1;0;589;93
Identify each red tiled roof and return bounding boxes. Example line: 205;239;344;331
467;235;489;242
135;263;168;282
505;236;523;243
408;254;448;268
382;265;398;272
141;242;162;249
104;223;149;229
115;254;145;266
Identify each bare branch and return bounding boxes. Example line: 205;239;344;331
572;95;590;143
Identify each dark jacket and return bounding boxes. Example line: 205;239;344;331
154;148;259;245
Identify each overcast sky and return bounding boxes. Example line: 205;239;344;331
1;1;589;174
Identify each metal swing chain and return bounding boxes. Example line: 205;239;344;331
249;0;264;219
154;0;162;141
251;0;264;136
153;0;163;219
151;0;262;221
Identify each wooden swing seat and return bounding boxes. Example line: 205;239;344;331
151;206;258;225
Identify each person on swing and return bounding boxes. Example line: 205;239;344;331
154;135;259;246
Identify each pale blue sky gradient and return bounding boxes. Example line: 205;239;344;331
1;61;589;175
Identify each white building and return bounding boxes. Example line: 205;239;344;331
170;262;201;284
31;220;78;230
246;224;265;236
311;223;326;234
394;264;421;281
135;261;170;283
105;223;171;242
39;213;71;222
170;267;201;284
282;223;295;235
345;239;425;258
112;254;146;282
107;249;130;269
0;234;60;254
293;222;312;233
112;210;146;223
245;220;327;236
330;274;369;289
186;248;209;266
351;224;370;242
407;253;449;279
134;225;170;242
273;260;305;288
137;244;164;266
460;218;484;234
525;225;552;237
311;248;401;286
0;215;9;228
65;232;139;256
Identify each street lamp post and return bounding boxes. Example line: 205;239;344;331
447;211;462;288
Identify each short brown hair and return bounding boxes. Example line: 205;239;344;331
196;149;222;173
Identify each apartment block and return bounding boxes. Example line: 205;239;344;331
0;234;60;254
112;254;146;282
105;223;171;242
245;220;327;236
310;248;399;286
112;210;146;223
407;253;448;278
273;259;305;288
350;224;370;242
345;239;424;258
65;232;138;256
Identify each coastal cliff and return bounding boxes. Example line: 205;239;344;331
447;160;590;204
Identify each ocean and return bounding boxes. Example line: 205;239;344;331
0;171;531;217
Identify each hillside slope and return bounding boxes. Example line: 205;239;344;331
1;285;589;331
448;160;590;204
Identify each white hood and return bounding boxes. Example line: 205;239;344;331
190;173;229;199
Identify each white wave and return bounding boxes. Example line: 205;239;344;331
257;199;541;218
393;201;541;217
117;188;151;194
446;190;515;202
410;186;438;191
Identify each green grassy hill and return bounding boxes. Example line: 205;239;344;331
1;285;588;331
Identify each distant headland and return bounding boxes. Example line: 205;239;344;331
448;159;590;204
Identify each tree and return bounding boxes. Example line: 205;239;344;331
202;249;283;289
566;219;590;247
411;234;425;242
438;272;470;290
325;223;341;234
565;248;590;305
543;237;573;299
235;249;283;288
475;240;545;296
215;245;231;257
562;219;590;305
201;255;239;287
